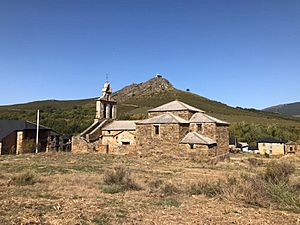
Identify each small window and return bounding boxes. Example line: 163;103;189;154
290;147;293;151
154;125;160;135
189;144;194;149
198;124;202;132
122;141;130;145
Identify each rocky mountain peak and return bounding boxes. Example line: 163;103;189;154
113;74;174;101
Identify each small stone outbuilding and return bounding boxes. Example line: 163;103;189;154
285;141;298;154
0;120;51;155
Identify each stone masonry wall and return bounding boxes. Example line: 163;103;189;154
71;136;89;153
216;125;229;154
100;130;136;155
136;123;184;155
179;124;190;139
179;143;218;159
202;123;217;140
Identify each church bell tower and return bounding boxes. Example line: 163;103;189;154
95;81;117;121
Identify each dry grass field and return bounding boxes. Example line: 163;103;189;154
1;152;300;225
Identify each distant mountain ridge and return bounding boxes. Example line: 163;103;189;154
263;102;300;117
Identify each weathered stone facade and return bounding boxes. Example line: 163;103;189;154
215;125;229;155
136;123;189;155
71;136;90;153
72;80;230;158
179;143;218;158
188;122;228;155
101;130;136;154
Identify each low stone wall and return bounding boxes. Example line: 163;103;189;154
95;143;136;155
179;143;218;159
71;136;89;153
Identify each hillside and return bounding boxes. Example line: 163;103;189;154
1;76;300;143
263;102;300;117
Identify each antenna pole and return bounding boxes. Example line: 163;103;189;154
35;109;40;153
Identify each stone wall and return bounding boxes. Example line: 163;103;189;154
148;110;195;120
16;131;23;155
100;130;136;154
286;143;298;153
216;125;229;154
71;136;89;153
202;123;217;140
179;143;218;159
136;123;186;155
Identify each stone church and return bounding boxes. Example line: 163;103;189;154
72;81;230;157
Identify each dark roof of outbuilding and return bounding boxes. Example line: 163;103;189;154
257;137;286;144
248;146;258;150
0;120;50;141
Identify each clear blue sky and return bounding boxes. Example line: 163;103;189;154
0;0;299;109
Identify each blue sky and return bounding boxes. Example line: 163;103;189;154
0;0;299;109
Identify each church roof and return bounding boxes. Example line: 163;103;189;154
148;100;204;113
180;132;216;145
189;112;229;125
102;120;137;131
136;113;189;124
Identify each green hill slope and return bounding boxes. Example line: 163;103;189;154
1;76;300;143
